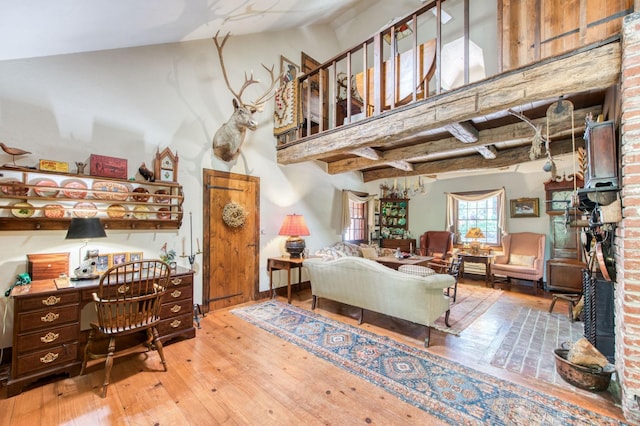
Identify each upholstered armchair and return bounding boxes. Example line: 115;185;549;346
419;231;454;265
490;232;546;294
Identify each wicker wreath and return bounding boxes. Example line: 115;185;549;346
222;201;248;228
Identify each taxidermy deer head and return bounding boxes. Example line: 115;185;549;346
212;31;278;162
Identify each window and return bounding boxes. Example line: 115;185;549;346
446;188;506;246
343;196;368;243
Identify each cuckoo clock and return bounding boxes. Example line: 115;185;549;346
155;148;178;182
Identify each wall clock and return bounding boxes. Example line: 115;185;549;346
544;174;583;215
155;147;178;182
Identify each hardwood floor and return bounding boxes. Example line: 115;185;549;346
0;278;626;425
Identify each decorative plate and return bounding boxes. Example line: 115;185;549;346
381;227;390;238
399;201;407;208
62;180;88;199
11;202;35;218
131;187;150;202
398;208;406;217
43;204;65;218
33;179;60;197
106;204;127;218
1;180;28;196
73;202;97;218
133;205;150;219
154;189;170;204
398;217;407;226
156;207;171;220
92;181;130;201
390;208;398;217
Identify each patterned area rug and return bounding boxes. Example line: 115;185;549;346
232;301;625;425
433;283;502;335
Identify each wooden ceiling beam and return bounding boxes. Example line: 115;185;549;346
385;160;413;171
349;147;381;160
476;145;497;159
446;121;479;143
361;138;581;182
326;106;598;174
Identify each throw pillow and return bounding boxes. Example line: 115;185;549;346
361;247;378;259
509;254;535;267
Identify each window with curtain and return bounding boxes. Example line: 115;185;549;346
342;190;376;244
446;188;506;246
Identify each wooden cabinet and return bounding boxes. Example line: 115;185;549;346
0;166;183;230
379;198;410;245
7;267;194;396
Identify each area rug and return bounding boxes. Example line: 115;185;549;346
433;283;502;335
232;301;625;425
490;307;585;389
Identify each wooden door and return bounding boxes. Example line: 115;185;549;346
203;169;259;312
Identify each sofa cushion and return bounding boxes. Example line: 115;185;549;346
315;242;363;260
361;247;378;259
509;254;536;267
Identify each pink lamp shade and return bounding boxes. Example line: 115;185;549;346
279;214;310;258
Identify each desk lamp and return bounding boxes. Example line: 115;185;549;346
65;218;107;280
278;214;310;258
465;227;485;255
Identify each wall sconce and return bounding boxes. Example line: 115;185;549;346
278;214;310;258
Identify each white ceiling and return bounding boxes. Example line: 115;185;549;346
0;0;381;61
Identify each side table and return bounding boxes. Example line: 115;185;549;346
457;253;494;287
267;256;305;304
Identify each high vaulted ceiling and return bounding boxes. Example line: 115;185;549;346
0;0;389;61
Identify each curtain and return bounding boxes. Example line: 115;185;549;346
341;190;377;233
445;187;507;239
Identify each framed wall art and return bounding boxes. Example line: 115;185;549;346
280;55;299;84
111;252;127;266
128;252;143;262
510;198;540;218
95;254;110;272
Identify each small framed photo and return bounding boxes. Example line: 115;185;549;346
510;198;540;218
128;252;143;262
95;254;110;272
280;55;299;85
111;252;127;266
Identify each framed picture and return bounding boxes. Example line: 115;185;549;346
510;198;540;218
128;252;143;262
280;55;299;84
95;254;110;272
111;252;127;266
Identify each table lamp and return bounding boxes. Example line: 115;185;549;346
465;227;485;254
65;218;107;280
278;214;310;258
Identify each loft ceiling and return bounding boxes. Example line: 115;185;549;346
275;40;621;182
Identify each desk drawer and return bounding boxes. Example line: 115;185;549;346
15;291;79;311
269;259;292;270
16;322;79;354
14;342;78;377
168;273;192;288
17;305;79;333
164;283;192;303
157;312;193;336
160;298;192;318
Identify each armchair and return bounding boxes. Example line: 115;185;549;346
490;232;546;294
419;231;454;265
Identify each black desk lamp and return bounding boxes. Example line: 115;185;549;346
65;218;107;280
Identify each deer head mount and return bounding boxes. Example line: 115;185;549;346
212;31;278;162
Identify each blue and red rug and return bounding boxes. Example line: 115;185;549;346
232;300;625;425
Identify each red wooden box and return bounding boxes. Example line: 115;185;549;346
90;154;128;179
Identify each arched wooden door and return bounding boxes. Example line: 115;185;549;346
203;169;259;312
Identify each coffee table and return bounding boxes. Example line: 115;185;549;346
375;255;433;270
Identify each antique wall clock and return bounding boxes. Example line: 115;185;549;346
155;147;178;182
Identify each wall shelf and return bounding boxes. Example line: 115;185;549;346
0;166;183;230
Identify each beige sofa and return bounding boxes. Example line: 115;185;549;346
303;256;454;346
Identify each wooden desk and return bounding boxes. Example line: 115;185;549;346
267;257;305;303
7;267;195;397
375;255;433;270
457;253;493;286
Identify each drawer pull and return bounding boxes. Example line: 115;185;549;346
118;284;130;294
41;312;60;322
171;278;183;286
40;352;59;364
41;332;60;343
41;296;61;306
170;304;182;313
170;319;182;328
171;290;182;298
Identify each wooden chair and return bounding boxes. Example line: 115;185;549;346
80;259;170;397
419;230;454;266
445;257;462;302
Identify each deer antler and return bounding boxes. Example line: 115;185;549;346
213;30;279;112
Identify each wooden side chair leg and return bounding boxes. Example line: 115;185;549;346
151;327;168;372
424;326;431;347
358;308;364;325
102;336;116;398
444;309;451;327
80;329;95;375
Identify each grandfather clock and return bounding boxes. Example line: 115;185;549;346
544;174;587;292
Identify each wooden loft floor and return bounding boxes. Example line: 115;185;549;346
276;39;622;182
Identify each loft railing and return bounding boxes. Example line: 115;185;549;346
274;0;631;146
